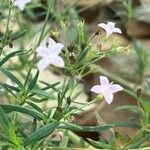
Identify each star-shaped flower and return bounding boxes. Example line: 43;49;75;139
36;37;64;71
12;0;31;11
98;21;122;37
91;76;123;104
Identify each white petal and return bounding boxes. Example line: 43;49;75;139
98;23;107;30
51;56;64;68
48;37;56;48
18;4;25;11
113;28;122;34
13;1;25;11
99;76;109;86
106;29;113;36
50;43;64;54
109;84;123;93
37;58;50;71
36;47;50;58
25;0;31;3
107;22;115;28
103;91;113;104
91;85;102;94
13;0;31;11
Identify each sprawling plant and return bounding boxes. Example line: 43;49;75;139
0;0;150;149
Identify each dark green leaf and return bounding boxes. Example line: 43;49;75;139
115;105;143;115
29;89;56;99
27;70;39;91
0;106;9;132
77;47;89;63
10;30;27;41
0;104;44;120
87;138;116;150
39;81;60;91
0;67;24;89
0;50;24;67
0;82;20;92
58;122;139;132
26;101;43;113
23;121;59;147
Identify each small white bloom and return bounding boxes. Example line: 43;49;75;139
91;76;123;104
36;37;64;71
98;21;122;37
12;0;31;11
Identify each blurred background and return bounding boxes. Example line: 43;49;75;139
1;0;150;146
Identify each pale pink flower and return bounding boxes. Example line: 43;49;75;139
98;21;122;37
12;0;31;11
36;37;64;71
91;76;123;104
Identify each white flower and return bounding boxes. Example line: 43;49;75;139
91;76;123;104
12;0;31;11
36;37;64;71
98;21;122;37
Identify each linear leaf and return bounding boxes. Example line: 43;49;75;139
115;105;143;114
39;81;60;91
0;50;24;67
27;70;39;91
26;101;43;113
11;30;27;41
0;67;24;89
23;121;59;147
0;106;9;132
77;47;89;63
0;104;44;120
58;122;139;132
0;82;20;92
87;138;116;150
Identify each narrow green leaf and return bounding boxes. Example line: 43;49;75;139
0;106;9;132
26;101;43;113
39;81;60;91
11;30;27;41
0;104;44;120
128;134;150;149
23;121;59;147
0;50;24;67
58;122;139;132
30;89;56;99
0;67;24;89
0;82;17;97
27;70;39;91
87;138;116;150
77;47;89;63
29;97;49;103
115;105;143;114
0;82;20;92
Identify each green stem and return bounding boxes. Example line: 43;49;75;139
37;0;54;46
121;129;142;150
0;2;12;56
24;0;54;88
67;130;95;149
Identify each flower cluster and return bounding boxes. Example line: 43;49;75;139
11;0;124;104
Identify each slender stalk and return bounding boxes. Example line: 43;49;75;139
37;0;54;46
0;2;12;56
24;0;54;88
67;130;95;149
